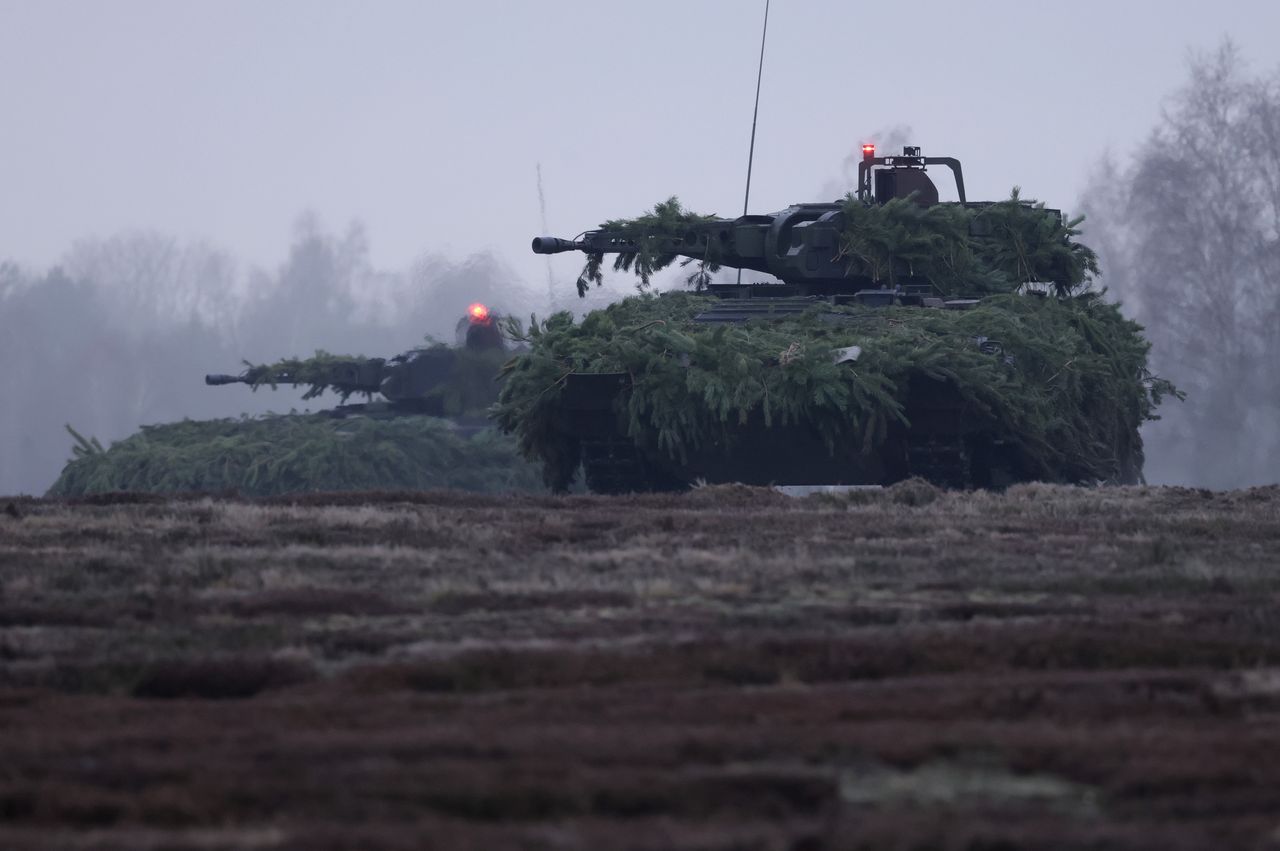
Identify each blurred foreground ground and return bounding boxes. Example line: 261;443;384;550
1;483;1279;850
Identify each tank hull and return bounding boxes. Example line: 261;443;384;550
555;372;1079;494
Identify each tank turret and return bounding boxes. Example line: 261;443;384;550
532;147;1027;299
206;303;510;419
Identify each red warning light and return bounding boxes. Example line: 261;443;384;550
468;302;490;322
862;143;876;159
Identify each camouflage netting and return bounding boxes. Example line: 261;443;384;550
49;416;545;497
498;193;1178;491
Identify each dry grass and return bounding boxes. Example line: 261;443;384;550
1;484;1279;849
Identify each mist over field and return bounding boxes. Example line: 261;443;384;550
2;1;1280;495
0;223;546;495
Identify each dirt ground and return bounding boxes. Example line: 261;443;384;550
1;482;1279;850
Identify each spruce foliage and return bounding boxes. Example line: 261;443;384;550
576;197;723;296
65;424;105;458
239;345;507;415
575;191;1099;298
240;352;385;401
495;292;1178;491
49;416;544;497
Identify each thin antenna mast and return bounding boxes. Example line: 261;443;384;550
536;163;555;308
738;0;770;284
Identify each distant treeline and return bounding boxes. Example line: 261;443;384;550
0;217;539;496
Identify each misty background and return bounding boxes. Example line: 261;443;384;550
2;0;1279;495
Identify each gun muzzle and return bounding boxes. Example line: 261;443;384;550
205;374;245;386
531;236;582;255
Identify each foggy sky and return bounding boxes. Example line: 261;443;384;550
4;0;1280;291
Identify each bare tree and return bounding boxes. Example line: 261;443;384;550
1082;42;1280;488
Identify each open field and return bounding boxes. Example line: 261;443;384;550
2;482;1279;849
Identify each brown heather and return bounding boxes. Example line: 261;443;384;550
1;483;1279;849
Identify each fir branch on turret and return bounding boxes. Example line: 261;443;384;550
240;351;385;401
64;424;104;459
576;197;722;296
969;189;1100;297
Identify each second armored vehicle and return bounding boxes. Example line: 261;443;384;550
206;302;510;422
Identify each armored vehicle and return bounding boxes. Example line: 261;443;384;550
503;146;1174;493
50;303;544;498
206;302;509;423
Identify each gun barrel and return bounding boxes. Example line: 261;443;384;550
531;236;583;255
205;373;247;386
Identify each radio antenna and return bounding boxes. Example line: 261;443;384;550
738;0;770;285
536;163;555;308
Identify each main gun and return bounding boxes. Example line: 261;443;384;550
205;373;251;386
205;359;388;400
534;215;777;279
533;202;866;295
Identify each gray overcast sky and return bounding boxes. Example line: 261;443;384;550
3;0;1280;291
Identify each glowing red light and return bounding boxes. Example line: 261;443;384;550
468;302;490;322
862;143;876;158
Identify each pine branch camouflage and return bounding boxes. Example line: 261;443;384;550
575;191;1099;298
49;417;544;497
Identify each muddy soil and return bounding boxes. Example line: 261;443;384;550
1;482;1279;849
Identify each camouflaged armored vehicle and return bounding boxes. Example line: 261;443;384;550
499;146;1175;493
206;302;509;424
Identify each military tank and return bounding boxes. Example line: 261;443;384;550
49;302;547;497
205;302;510;425
499;145;1177;493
